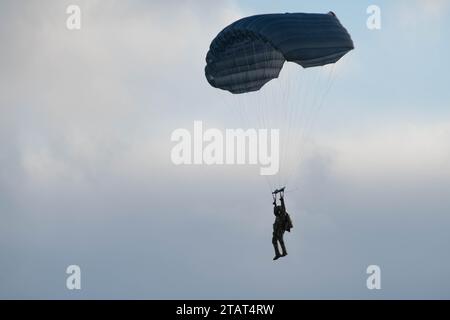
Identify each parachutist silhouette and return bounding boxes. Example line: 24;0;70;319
203;12;353;262
272;188;293;261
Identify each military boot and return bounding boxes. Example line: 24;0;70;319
273;244;282;260
280;242;288;257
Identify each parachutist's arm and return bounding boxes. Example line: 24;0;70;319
272;187;285;195
280;196;286;212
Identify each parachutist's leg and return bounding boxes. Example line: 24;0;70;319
272;233;281;260
279;233;287;256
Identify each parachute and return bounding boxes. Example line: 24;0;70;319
205;12;353;94
205;12;354;191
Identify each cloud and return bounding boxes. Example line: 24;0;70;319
1;1;450;299
317;121;450;181
0;0;243;187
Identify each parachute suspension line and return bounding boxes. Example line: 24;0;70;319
277;64;288;187
281;65;312;187
233;94;270;193
261;52;279;191
286;68;323;188
291;65;337;189
278;61;291;188
264;44;278;190
294;67;323;169
252;41;273;190
279;64;296;187
205;12;354;196
277;66;288;187
214;61;341;195
259;51;275;195
285;64;337;189
249;41;274;193
281;64;324;188
298;64;337;167
281;63;305;185
288;65;307;186
303;65;336;155
282;68;308;188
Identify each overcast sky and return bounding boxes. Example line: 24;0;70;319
1;0;449;299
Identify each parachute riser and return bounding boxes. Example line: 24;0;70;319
272;187;285;201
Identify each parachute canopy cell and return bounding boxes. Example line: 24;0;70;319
205;12;354;94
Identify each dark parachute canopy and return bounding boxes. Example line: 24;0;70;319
205;12;354;94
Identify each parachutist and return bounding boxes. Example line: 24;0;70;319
272;190;293;261
203;12;353;261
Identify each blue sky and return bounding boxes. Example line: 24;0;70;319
0;0;449;299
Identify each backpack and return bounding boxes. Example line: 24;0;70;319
284;212;293;232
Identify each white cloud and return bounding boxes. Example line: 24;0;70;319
0;0;243;186
317;121;450;181
2;1;450;299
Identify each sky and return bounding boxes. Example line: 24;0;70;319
0;0;449;299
